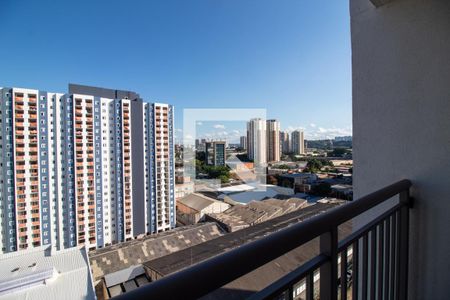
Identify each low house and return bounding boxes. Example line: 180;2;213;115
176;193;230;225
279;173;318;186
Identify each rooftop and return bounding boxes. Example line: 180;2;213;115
89;222;222;281
280;173;317;179
199;221;353;300
206;198;309;232
143;202;342;280
177;193;225;212
0;245;95;300
217;184;294;204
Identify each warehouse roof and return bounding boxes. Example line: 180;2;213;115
89;222;222;281
178;193;225;212
143;202;343;279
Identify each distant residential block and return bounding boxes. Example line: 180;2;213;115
239;136;247;150
279;131;290;154
266;119;281;162
0;84;175;253
291;130;305;155
247;118;267;165
205;141;226;166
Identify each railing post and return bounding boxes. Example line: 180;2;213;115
398;190;410;300
320;228;338;300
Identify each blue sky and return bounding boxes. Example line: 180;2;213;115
0;0;351;141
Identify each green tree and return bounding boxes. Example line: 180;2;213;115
219;174;230;184
305;159;322;173
328;148;350;157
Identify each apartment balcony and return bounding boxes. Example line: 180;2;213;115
113;2;450;300
115;180;411;300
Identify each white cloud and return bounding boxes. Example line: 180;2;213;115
213;124;225;129
283;124;352;140
306;126;352;140
285;126;306;133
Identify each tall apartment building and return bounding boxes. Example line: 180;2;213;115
266;120;280;162
205;141;226;166
279;131;290;154
291;130;305;155
239;136;247;150
246;118;266;166
0;84;175;253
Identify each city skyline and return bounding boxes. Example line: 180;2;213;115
0;1;351;140
193;120;350;144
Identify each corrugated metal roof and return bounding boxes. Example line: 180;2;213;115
178;193;218;212
89;223;222;281
144;202;342;278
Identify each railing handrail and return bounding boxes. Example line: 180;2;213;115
114;179;412;300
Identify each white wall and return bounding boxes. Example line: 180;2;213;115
351;0;450;298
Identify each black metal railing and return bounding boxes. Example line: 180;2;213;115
114;179;412;300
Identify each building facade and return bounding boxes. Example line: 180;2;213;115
266;119;280;162
0;84;175;253
246;118;266;166
205;141;226;166
279;131;290;154
239;136;247;150
291;130;305;155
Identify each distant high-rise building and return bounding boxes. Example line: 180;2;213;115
240;136;247;150
0;84;175;253
205;141;226;166
266;120;280;162
247;118;266;165
291;130;305;155
280;131;290;154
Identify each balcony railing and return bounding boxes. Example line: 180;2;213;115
114;179;412;300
